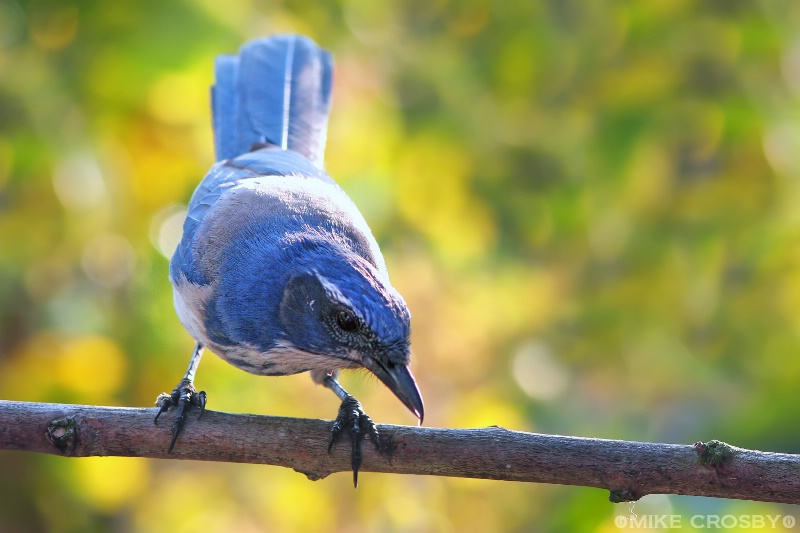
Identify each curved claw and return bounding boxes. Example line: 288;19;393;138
154;380;207;453
328;395;381;487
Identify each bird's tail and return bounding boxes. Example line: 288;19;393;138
212;35;333;167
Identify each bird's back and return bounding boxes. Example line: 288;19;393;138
171;34;357;287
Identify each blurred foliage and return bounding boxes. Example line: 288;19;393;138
1;0;800;531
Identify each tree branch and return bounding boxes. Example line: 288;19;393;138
0;400;797;503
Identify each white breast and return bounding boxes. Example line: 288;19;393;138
172;275;214;345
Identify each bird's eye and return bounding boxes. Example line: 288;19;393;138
335;309;359;332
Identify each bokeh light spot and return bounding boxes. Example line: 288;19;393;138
149;204;187;258
763;122;800;179
81;233;136;288
512;340;569;401
72;457;150;513
52;153;107;211
55;335;128;399
147;71;208;126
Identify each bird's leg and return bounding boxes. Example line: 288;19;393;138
154;342;207;452
323;375;380;488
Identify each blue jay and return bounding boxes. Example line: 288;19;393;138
154;35;424;486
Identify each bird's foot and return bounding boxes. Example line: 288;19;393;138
154;379;207;452
328;394;380;488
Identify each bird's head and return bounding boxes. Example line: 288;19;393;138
278;253;424;422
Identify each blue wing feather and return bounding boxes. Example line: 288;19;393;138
172;148;340;285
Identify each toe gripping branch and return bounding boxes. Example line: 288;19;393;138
154;379;207;452
328;394;381;488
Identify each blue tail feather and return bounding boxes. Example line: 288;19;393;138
211;35;333;167
211;55;240;163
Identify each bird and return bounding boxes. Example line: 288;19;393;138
153;34;424;486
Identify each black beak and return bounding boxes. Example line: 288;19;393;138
366;358;424;423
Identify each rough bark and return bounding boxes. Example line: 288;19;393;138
0;400;798;504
